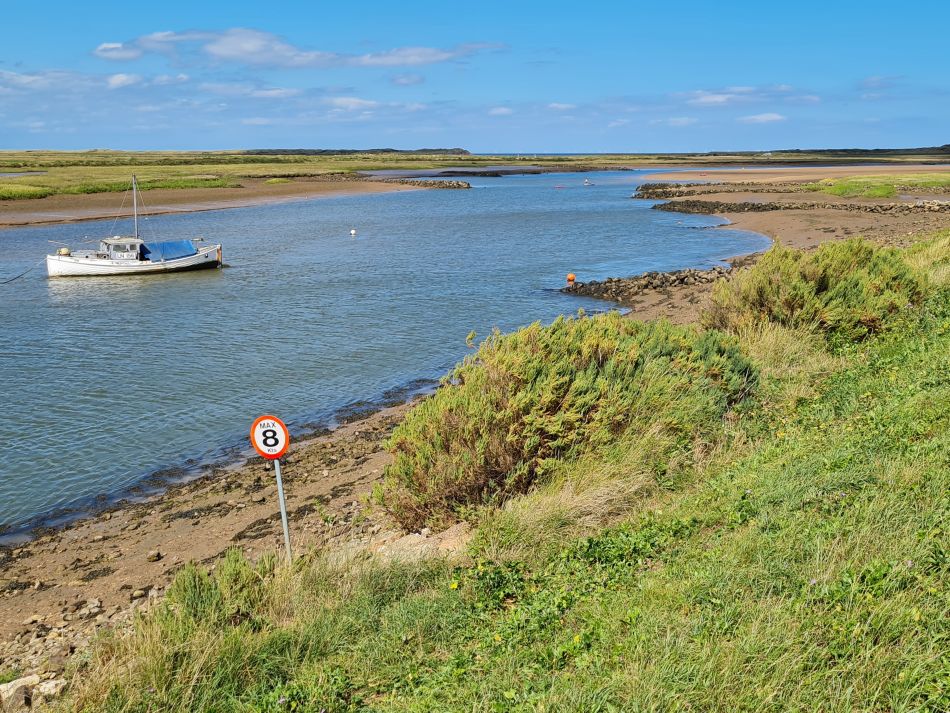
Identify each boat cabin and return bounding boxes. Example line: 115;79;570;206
99;237;144;261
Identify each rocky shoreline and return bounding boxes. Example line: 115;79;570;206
562;264;736;305
651;197;950;216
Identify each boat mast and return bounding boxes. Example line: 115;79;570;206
132;175;138;240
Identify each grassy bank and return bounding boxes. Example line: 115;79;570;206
1;149;948;202
61;233;949;712
804;173;950;199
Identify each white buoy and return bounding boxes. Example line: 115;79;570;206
350;229;357;236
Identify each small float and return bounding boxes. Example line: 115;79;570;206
583;178;594;186
45;176;223;278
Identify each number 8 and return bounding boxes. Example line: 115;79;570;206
262;428;279;448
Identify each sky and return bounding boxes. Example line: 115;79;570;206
1;0;947;152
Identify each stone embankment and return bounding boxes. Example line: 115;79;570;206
377;178;471;189
652;198;950;216
563;265;732;304
635;182;811;199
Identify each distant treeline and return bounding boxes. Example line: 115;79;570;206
696;144;950;157
773;144;950;156
241;148;471;156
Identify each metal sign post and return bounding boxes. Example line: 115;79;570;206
250;414;293;563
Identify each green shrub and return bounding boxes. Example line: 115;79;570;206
0;183;54;199
703;239;925;343
378;313;756;530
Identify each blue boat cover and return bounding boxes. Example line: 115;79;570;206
142;240;197;262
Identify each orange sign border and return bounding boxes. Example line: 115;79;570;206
250;414;290;460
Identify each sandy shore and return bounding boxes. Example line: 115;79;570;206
0;177;418;229
2;165;948;677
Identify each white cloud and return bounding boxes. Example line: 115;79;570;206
354;47;454;67
199;82;300;98
860;75;900;90
241;117;277;125
107;73;142;89
548;102;576;111
607;118;630;128
94;42;143;60
94;29;498;69
153;73;189;85
326;96;379;111
488;106;513;116
738;112;786;123
250;88;300;99
391;73;425;86
688;91;742;106
651;116;697;127
203;28;337;67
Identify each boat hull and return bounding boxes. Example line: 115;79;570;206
46;245;222;277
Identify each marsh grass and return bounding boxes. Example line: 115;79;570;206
263;177;293;185
61;235;950;712
377;314;756;530
0;183;54;199
703;238;925;344
805;172;950;198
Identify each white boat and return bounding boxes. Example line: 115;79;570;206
583;178;594;186
46;176;223;278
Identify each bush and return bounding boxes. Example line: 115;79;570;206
703;239;925;343
0;183;54;199
378;313;756;530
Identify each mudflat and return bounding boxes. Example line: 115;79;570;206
0;177;417;228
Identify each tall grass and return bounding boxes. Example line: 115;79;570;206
703;238;925;344
377;314;756;530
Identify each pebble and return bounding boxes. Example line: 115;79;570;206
146;550;162;562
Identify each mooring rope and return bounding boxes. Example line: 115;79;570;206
0;258;45;285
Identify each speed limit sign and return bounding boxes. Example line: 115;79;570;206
250;414;294;562
250;415;290;460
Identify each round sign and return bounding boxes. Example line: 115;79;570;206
250;414;290;460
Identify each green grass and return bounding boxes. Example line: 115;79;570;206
263;177;293;185
62;234;950;712
0;668;21;685
805;172;950;199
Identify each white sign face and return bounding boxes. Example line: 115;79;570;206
250;415;290;460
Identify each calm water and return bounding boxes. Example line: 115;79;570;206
0;171;770;532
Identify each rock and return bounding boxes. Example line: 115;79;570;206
131;589;147;600
250;494;266;504
0;673;41;712
23;614;41;625
33;678;67;706
145;550;162;562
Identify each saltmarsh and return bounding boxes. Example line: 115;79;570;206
62;233;950;712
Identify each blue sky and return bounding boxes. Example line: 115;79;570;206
1;0;947;152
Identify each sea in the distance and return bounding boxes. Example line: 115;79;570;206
0;170;771;535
